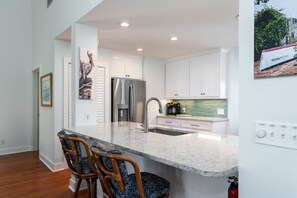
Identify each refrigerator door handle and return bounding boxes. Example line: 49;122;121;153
129;83;135;121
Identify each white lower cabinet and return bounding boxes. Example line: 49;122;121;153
180;120;212;131
157;118;181;127
157;117;227;134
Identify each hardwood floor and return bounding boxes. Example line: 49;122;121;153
0;151;87;198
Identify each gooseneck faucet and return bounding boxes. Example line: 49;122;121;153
143;97;163;133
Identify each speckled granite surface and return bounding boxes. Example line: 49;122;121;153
157;115;229;122
64;122;238;177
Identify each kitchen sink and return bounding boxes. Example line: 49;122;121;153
148;128;189;136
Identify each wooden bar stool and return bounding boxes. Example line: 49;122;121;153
57;130;104;198
91;145;170;198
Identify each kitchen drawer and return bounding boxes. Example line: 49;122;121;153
180;120;212;131
157;118;181;127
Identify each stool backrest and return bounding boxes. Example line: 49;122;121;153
91;146;145;198
57;130;97;176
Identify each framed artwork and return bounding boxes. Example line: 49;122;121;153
254;0;297;78
41;73;53;107
79;48;95;99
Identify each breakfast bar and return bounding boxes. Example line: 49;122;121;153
64;122;238;177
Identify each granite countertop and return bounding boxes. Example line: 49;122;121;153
64;122;238;177
157;115;229;122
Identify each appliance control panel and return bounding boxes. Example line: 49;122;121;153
255;121;297;150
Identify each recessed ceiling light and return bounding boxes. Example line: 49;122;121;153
170;36;178;41
137;48;143;52
120;22;129;27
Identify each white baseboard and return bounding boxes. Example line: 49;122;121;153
0;145;31;156
39;153;67;172
69;176;104;198
39;153;55;171
69;176;87;192
53;161;68;171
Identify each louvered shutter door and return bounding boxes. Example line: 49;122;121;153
96;66;105;123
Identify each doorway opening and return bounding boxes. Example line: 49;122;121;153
32;68;40;151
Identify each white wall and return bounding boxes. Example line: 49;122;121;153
72;23;98;126
143;56;167;124
239;1;297;197
0;0;32;155
98;48;113;64
32;0;102;168
227;47;239;135
54;40;71;166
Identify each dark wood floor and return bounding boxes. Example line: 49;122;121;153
0;151;87;198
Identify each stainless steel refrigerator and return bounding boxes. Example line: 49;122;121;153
111;78;146;123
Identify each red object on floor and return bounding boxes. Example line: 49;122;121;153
228;176;238;198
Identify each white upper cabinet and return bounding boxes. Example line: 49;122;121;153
189;56;204;97
190;53;223;98
110;58;126;78
202;53;220;97
166;50;227;99
125;59;142;79
166;59;190;98
110;53;143;79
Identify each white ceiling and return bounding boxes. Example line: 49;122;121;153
65;0;238;59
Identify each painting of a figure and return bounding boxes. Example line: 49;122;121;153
254;0;297;78
79;48;95;99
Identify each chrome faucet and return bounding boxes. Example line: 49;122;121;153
143;97;163;133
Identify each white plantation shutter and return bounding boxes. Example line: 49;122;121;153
68;63;72;125
63;57;72;127
96;66;105;123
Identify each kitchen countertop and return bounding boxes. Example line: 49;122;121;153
157;115;228;122
64;122;238;177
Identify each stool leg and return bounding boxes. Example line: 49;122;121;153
74;179;82;198
86;179;91;198
90;178;97;198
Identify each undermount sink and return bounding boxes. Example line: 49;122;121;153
148;128;189;136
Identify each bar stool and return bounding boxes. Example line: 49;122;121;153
91;145;170;198
57;130;103;198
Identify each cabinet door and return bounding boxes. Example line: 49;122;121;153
166;59;189;98
110;58;125;78
190;56;203;97
202;53;219;97
125;59;142;79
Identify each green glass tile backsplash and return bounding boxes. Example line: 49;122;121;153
173;99;228;118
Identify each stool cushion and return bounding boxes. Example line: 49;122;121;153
59;130;92;174
126;172;170;198
93;145;170;198
80;156;92;174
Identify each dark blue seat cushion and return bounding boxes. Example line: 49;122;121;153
125;172;170;198
92;145;170;198
58;130;92;174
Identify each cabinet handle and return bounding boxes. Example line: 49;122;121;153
191;124;200;127
174;94;178;96
165;121;173;124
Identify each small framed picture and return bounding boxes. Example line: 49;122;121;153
40;73;53;107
